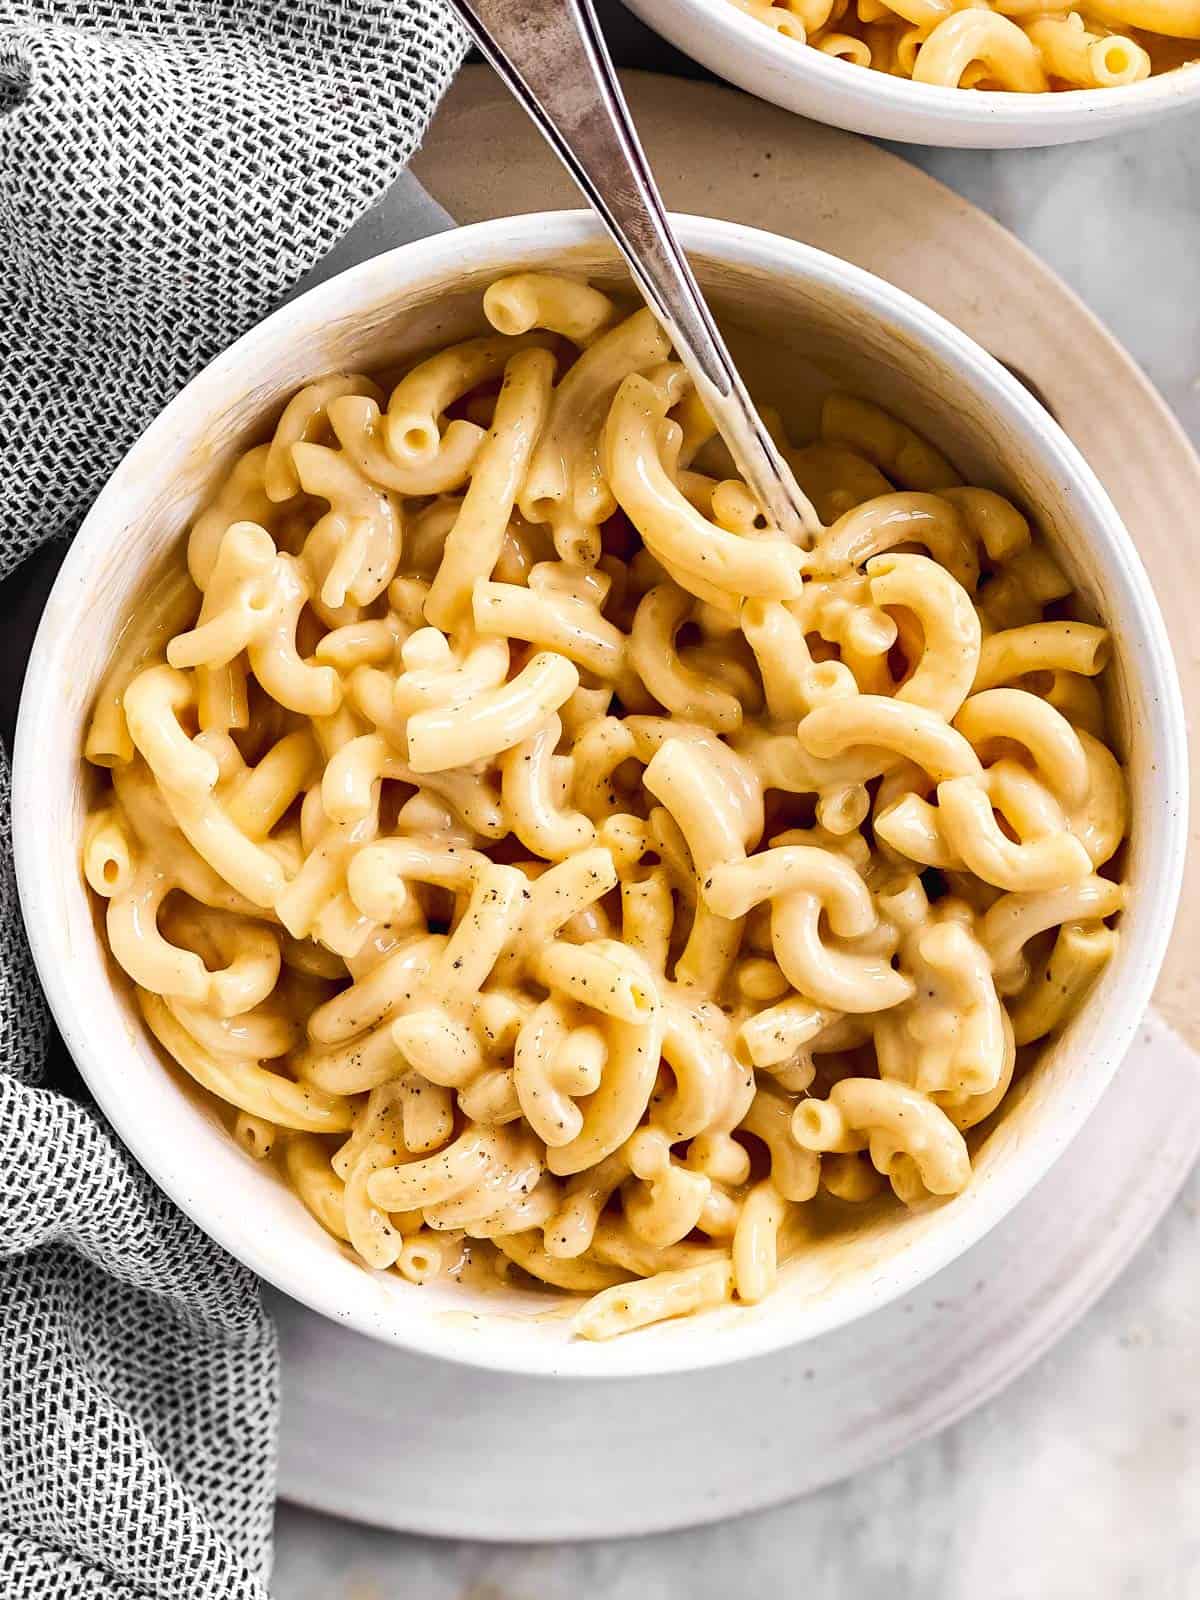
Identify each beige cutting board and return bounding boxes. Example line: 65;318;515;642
268;72;1200;1540
413;65;1200;1039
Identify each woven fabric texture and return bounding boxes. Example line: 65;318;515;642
0;2;466;1594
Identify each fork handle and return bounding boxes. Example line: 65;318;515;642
445;0;819;545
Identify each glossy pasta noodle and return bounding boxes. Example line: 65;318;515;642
727;0;1200;90
82;270;1128;1340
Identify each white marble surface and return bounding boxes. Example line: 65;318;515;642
898;137;1200;446
271;8;1200;1593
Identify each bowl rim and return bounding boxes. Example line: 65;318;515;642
13;209;1188;1379
624;0;1200;128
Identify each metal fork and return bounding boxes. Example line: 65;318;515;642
445;0;821;547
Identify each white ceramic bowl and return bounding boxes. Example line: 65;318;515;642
14;213;1186;1379
623;0;1200;146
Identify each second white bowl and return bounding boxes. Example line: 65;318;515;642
623;0;1200;146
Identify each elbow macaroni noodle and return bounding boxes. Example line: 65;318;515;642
725;0;1198;88
83;272;1128;1340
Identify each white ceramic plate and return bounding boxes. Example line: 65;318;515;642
619;0;1200;147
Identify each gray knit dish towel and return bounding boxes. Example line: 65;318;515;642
0;4;467;1593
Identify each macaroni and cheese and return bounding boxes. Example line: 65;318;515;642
83;271;1128;1339
726;0;1199;89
